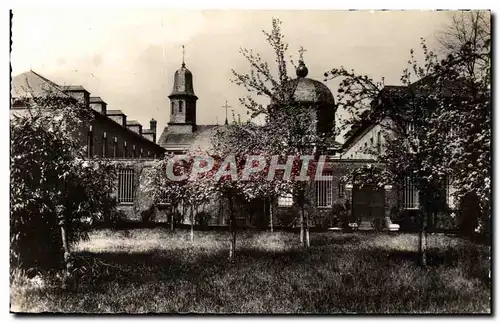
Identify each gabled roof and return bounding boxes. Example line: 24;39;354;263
11;70;70;99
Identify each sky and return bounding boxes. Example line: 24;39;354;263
11;9;456;142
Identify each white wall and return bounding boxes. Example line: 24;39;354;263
341;118;393;160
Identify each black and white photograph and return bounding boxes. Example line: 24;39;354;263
8;8;492;314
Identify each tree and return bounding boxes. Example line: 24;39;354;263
435;11;491;236
145;153;191;232
324;11;491;264
231;18;325;247
10;96;116;274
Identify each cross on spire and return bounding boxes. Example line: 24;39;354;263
182;45;185;67
221;100;231;125
298;46;307;62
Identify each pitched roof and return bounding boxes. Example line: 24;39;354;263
106;109;126;116
126;120;142;126
11;70;70;99
158;125;220;151
90;96;106;103
61;85;87;92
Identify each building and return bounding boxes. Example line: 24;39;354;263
11;70;166;221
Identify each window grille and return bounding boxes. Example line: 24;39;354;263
278;193;293;207
403;175;419;209
316;174;334;208
118;168;135;204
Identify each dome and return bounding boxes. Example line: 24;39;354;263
288;77;335;104
271;60;335;105
169;63;197;99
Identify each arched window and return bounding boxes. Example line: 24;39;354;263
179;101;184;113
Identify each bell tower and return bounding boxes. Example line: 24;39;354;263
168;46;198;134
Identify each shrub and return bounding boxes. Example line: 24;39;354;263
10;96;116;271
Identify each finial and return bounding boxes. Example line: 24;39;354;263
298;46;307;62
296;46;308;78
182;45;185;67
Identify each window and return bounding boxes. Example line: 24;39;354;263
338;182;345;198
113;137;117;158
278;193;293;207
124;142;128;158
118;168;135;204
87;126;93;158
316;173;333;208
377;132;382;154
446;177;457;209
179;101;183;113
171;102;174;114
102;132;107;157
403;175;419;209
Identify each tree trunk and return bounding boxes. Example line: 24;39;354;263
305;210;310;248
269;198;274;233
170;205;175;232
228;196;236;262
60;216;73;289
418;211;428;267
190;205;194;242
300;202;305;245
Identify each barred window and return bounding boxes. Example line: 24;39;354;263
278;193;293;207
316;174;333;208
403;176;419;209
118;168;135;204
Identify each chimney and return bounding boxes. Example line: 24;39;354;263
150;118;157;132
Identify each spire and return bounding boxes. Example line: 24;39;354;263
182;45;185;67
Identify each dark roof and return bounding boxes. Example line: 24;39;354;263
169;64;197;99
106;109;126;116
90;96;106;103
126;120;142;126
286;77;335;104
61;85;87;92
158;124;219;151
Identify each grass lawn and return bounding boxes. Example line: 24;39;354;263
10;228;491;314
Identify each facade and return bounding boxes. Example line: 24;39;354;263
156;57;402;230
11;60;454;230
10;70;166;220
